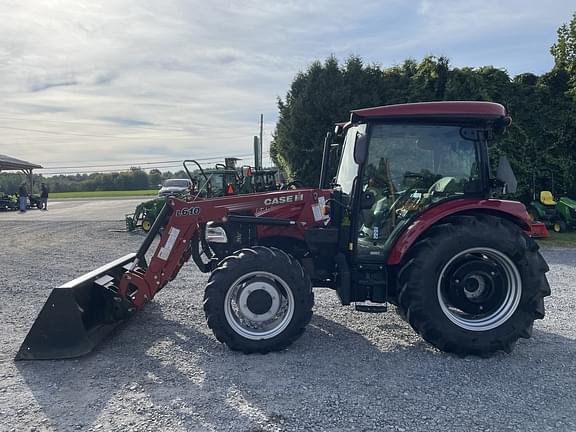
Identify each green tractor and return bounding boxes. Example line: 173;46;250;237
0;192;18;211
125;160;245;232
527;170;576;233
556;196;576;232
125;197;167;232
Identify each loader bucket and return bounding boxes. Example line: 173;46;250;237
15;253;138;361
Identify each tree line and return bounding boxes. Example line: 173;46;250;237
0;168;188;195
271;13;576;201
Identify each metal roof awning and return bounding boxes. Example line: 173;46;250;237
0;154;43;171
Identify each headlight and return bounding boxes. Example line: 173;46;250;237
205;222;228;244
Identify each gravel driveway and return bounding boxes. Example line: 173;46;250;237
1;217;575;432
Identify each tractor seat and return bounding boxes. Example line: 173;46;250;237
539;191;556;206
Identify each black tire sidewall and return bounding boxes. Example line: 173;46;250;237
401;218;535;352
204;247;313;353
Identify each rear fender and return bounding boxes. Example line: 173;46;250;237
386;199;531;265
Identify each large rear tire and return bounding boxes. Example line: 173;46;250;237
397;214;550;357
203;246;314;353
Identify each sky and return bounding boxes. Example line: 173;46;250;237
0;0;574;175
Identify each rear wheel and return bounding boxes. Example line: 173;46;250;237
204;246;314;353
398;214;550;356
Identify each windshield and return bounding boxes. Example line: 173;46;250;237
163;179;190;188
357;123;482;259
365;124;480;194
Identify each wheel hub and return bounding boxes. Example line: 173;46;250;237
462;274;487;299
237;281;281;322
224;272;295;340
438;248;522;331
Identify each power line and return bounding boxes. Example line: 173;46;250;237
41;164;184;175
40;153;270;175
39;152;268;170
39;153;264;169
41;160;182;170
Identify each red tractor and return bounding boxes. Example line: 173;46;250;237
17;101;550;360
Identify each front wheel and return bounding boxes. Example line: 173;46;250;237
397;214;550;357
141;218;153;232
203;246;314;353
553;220;567;233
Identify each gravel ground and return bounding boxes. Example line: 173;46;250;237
1;220;575;432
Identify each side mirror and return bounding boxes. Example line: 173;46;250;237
495;156;517;194
353;132;368;164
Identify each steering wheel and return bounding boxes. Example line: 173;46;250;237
427;177;457;195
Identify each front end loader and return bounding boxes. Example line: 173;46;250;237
17;101;551;360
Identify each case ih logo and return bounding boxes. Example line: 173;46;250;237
175;207;201;217
264;194;304;206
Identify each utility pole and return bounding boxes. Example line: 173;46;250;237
259;114;263;169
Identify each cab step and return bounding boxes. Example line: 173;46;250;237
354;302;387;313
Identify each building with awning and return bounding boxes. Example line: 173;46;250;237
0;154;43;192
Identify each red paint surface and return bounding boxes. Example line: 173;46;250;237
352;101;506;120
530;222;550;238
118;189;331;307
386;198;531;265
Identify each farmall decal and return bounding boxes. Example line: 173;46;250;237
263;193;304;206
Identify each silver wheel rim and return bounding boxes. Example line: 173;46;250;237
437;247;522;332
224;271;295;340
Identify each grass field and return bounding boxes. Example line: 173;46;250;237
50;190;158;199
537;231;576;248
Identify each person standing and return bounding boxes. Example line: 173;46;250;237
40;182;48;210
40;182;49;210
18;182;28;213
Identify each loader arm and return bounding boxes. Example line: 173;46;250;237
16;189;328;360
119;189;327;308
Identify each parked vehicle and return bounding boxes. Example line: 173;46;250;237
158;178;193;197
17;101;550;361
527;169;576;232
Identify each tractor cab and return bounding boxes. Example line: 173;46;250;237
253;168;279;192
329;102;505;265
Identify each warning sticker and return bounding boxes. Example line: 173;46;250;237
158;227;181;261
312;196;330;222
312;204;323;221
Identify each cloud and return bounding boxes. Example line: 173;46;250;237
29;77;78;92
0;0;573;172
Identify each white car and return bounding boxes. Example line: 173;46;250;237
158;178;192;197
